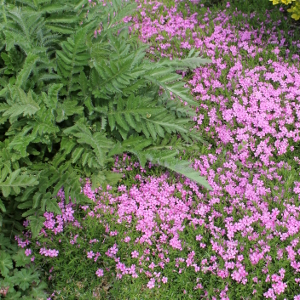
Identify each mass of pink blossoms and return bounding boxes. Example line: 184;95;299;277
17;0;300;299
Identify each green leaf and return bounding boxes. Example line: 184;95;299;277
0;170;38;198
11;268;40;291
159;54;211;69
45;198;61;215
33;192;43;209
27;215;45;238
30;281;48;299
0;234;14;250
17;200;33;209
104;171;123;187
64;124;114;167
0;251;13;277
45;84;63;109
4;87;40;121
15;53;39;88
8;134;35;157
71;147;84;163
156;158;212;190
0;198;6;212
12;249;31;267
91;172;106;191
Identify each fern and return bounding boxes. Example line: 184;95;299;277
64;123;115;168
4;86;40;122
3;7;45;54
0;169;39;198
0;0;211;250
109;136;211;190
56;27;89;95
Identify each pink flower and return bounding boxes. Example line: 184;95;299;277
87;251;95;259
25;249;32;256
131;251;139;258
124;236;131;243
162;277;168;284
39;248;59;257
272;281;287;295
147;278;155;289
96;269;104;277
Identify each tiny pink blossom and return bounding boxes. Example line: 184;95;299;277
96;268;104;277
87;251;95;259
147;278;155;289
131;250;139;258
25;249;32;256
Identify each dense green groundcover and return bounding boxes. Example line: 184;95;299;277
0;0;212;298
2;0;300;299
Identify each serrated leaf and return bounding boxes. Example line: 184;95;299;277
71;147;84;163
104;171;123;186
15;53;39;88
0;234;14;250
156;158;212;190
30;281;48;299
11;268;40;291
27;215;45;238
17;200;33;209
91;172;106;191
22;208;38;218
0;170;38;198
4;87;40;121
45;198;61;215
0;198;6;212
33;192;43;209
12;249;31;267
8;134;35;157
0;251;13;277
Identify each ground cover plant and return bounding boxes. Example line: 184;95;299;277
0;0;212;297
5;0;300;299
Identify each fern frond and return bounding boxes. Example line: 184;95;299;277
106;95;190;141
158;52;211;69
8;131;35;157
64;123;114;167
45;24;74;35
4;86;40;122
91;39;148;97
29;106;59;136
4;7;44;53
0;169;39;198
15;53;39;88
91;170;122;190
109;135;153;156
57;27;89;95
44;83;63;109
155;157;212;190
108;2;137;26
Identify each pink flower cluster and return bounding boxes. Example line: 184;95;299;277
17;1;300;299
39;247;59;257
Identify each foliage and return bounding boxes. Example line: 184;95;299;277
7;0;300;298
16;171;221;300
0;234;48;299
0;0;211;244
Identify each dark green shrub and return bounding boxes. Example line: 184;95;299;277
0;0;211;275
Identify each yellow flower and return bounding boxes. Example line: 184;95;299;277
270;0;280;4
291;13;300;19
